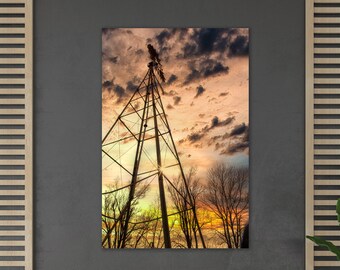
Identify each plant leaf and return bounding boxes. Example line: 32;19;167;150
336;199;340;224
307;236;340;260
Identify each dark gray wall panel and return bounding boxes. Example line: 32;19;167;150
34;0;305;269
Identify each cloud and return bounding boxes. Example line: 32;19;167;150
112;84;127;103
173;96;181;105
215;142;224;150
210;116;234;129
220;123;249;155
201;59;229;77
102;50;119;64
229;35;249;57
102;80;127;104
187;132;206;143
155;28;189;51
178;28;249;59
125;76;141;92
182;116;235;146
181;28;236;58
195;85;205;98
220;141;249;155
135;49;143;55
102;79;114;89
167;74;178;85
126;81;138;92
230;123;248;136
156;29;173;47
203;116;235;132
219;92;229;97
167;104;174;110
184;59;229;85
164;90;178;96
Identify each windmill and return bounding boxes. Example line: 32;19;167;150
102;45;206;248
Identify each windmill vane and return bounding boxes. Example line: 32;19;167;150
147;44;166;83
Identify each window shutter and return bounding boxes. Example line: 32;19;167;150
0;0;33;269
307;0;340;268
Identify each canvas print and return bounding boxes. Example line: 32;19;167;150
102;28;249;249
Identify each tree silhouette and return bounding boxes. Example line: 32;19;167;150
101;180;149;248
204;163;249;248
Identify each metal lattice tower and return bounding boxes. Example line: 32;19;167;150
102;46;206;248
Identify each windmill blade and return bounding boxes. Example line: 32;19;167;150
147;44;166;84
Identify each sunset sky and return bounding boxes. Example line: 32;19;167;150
102;28;249;184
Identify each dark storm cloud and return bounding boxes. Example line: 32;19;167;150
156;29;173;47
126;81;137;92
229;35;249;57
230;123;248;136
220;141;249;155
210;116;234;129
178;28;241;59
181;28;236;58
220;123;249;155
126;81;138;92
173;96;181;105
184;68;200;85
126;76;141;92
167;74;178;85
184;59;229;85
178;28;249;59
187;132;206;143
102;79;114;89
102;80;127;104
202;116;235;133
201;59;229;77
156;28;189;48
112;84;127;103
195;85;205;98
182;116;234;146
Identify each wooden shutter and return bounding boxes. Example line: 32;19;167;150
0;0;32;269
306;0;340;269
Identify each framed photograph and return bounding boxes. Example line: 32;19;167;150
101;28;249;249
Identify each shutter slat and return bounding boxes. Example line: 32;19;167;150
314;68;340;74
308;1;340;265
315;98;340;104
0;1;32;269
315;7;340;13
314;37;340;43
315;78;340;84
315;58;340;64
315;261;340;267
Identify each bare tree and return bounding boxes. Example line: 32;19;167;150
204;163;249;248
101;180;149;248
168;168;206;248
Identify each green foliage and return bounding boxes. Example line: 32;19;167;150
306;198;340;260
306;236;340;260
336;199;340;224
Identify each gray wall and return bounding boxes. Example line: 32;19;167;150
34;0;305;269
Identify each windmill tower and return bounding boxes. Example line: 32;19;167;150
102;45;206;248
